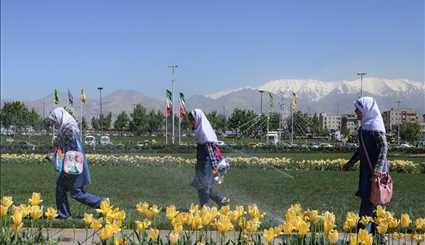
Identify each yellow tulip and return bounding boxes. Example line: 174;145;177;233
218;205;230;216
388;217;399;229
307;209;319;224
376;205;386;218
12;211;23;225
1;196;13;208
328;229;339;244
135;219;151;233
415;218;425;229
216;215;234;233
358;229;373;245
166;205;178;220
376;222;388;234
114;238;127;245
392;232;400;240
189;214;203;230
400;213;411;228
97;199;113;216
28;192;42;206
30;205;43;220
169;231;179;244
263;228;276;244
147;205;160;219
201;211;213;226
45;207;58;220
349;234;358;245
282;222;294;235
244;218;261;233
248;204;264;219
343;212;360;232
99;225;114;241
148;228;160;241
297;220;310;236
90;218;103;230
0;205;8;217
360;216;374;226
83;213;94;225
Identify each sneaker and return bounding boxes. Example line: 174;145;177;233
220;197;230;205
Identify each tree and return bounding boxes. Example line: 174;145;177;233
91;116;100;130
114;111;130;130
228;109;258;136
129;104;148;136
400;122;421;143
206;111;226;133
0;101;31;131
28;108;41;130
81;116;88;130
341;127;351;138
146;110;162;134
101;113;112;129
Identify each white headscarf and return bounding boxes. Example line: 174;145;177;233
191;109;218;144
354;97;386;133
49;107;79;133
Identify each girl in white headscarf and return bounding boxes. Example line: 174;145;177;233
188;109;230;206
343;97;389;234
49;107;103;219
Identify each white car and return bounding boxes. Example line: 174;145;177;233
319;143;334;148
100;135;112;145
85;135;96;147
217;141;226;146
399;143;412;148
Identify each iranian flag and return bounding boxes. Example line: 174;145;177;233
165;89;172;117
179;92;186;118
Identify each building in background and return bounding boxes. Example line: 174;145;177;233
319;113;341;131
382;108;418;135
341;114;358;135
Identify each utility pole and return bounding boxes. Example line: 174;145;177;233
396;100;401;145
97;87;103;135
357;72;367;97
168;65;178;144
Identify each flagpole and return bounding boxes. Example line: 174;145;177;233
80;102;83;141
179;115;181;145
165;100;168;145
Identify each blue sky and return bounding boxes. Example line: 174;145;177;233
1;0;424;100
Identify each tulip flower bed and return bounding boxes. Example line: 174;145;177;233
1;153;423;173
1;193;425;244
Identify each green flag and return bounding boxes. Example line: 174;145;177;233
268;93;273;109
291;92;297;111
80;88;87;104
54;89;59;104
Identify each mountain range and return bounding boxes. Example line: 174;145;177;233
7;77;425;120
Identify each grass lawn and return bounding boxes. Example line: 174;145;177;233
1;160;424;228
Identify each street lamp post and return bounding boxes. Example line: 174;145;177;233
357;72;367;97
258;90;264;115
168;65;178;144
97;87;103;135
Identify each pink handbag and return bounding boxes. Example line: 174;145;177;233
360;132;393;206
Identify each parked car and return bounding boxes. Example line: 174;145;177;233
17;141;36;151
399;143;412;149
319;143;334;148
84;135;96;147
100;135;112;145
217;141;226;146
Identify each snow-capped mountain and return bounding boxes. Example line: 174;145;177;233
198;77;424;114
10;78;425;119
